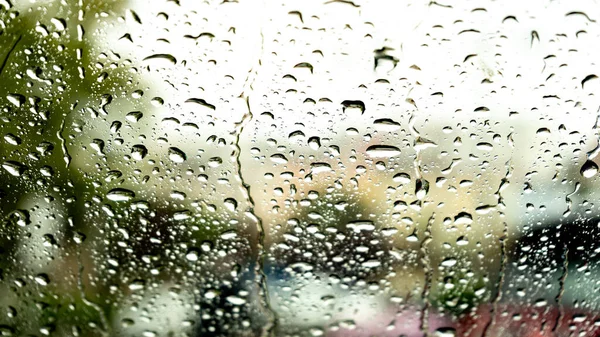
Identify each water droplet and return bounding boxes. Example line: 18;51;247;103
128;279;145;291
346;220;375;232
4;133;21;145
224;198;238;211
185;98;215;110
441;258;457;267
434;327;456;337
454;212;473;225
131;145;148;160
208;157;223;167
373;118;401;131
270;154;288;164
7;93;25;107
309;327;324;336
366;145;401;157
341;100;365;114
226;296;246;305
393;173;411;184
185;248;200;262
110;121;122;133
151;97;164;106
2;161;27;176
50;17;66;31
106;188;135;202
581;160;598;178
220;231;237;240
126;111;143;123
34;274;50;286
476;142;493;151
311;162;332;173
415;178;429;199
143;53;177;65
173;210;191;220
361;260;381;268
168;147;186;163
308;137;321;150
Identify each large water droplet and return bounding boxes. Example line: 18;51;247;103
434;327;456;337
366;145;401;157
168;147;186;163
106;188;135;202
581;160;598;178
131;145;148;160
2;161;27;176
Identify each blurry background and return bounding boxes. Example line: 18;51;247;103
1;0;600;336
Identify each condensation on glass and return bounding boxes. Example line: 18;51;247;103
0;0;599;336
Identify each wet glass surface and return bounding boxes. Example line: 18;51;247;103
1;0;600;336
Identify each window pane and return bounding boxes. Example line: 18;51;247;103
1;0;599;336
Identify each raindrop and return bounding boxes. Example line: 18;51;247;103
224;198;238;212
2;161;27;176
373;118;401;132
185;248;200;262
128;279;145;291
126;111;143;123
143;54;177;65
151;97;164;106
168;147;186;163
106;188;135;202
308;137;321;150
131;145;148;160
441;258;457;267
393;173;411;184
7;93;25;107
208;157;223;167
270;154;288;164
361;260;381;268
341;100;365;114
220;231;237;240
4;133;21;145
581;160;598;178
366;145;401;157
226;296;246;305
415;178;429;200
185;98;215;110
434;327;456;337
311;162;332;173
34;274;49;286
